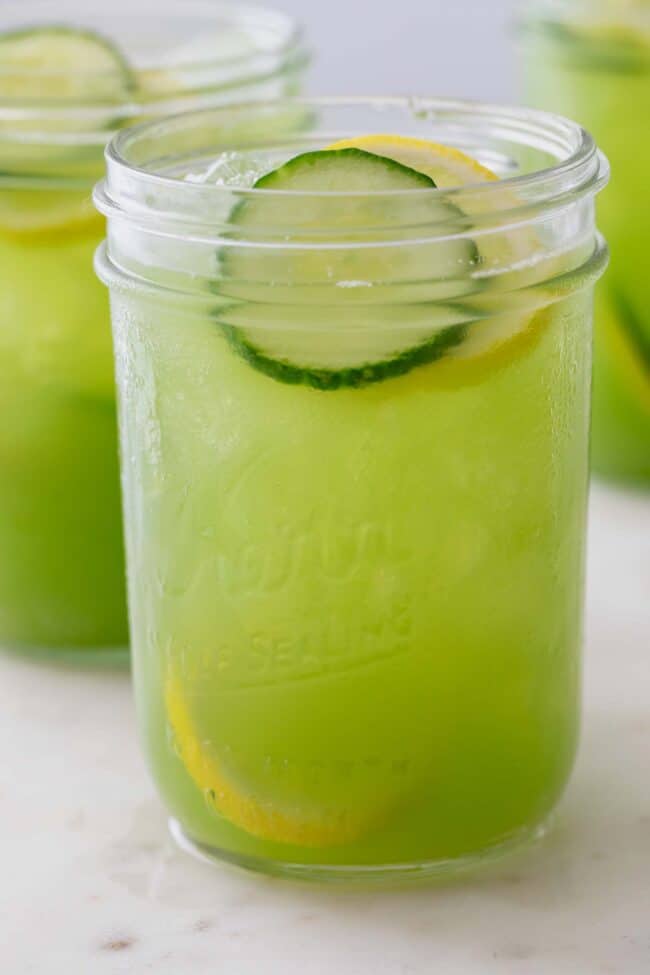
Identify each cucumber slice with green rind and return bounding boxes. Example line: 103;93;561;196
0;26;135;231
224;148;476;246
0;25;135;101
220;148;480;388
218;302;471;391
249;146;434;193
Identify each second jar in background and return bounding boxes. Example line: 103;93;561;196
0;0;307;652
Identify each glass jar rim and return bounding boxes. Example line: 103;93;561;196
95;95;609;240
0;0;306;133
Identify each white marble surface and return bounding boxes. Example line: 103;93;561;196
1;482;649;974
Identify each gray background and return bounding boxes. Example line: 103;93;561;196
274;0;521;102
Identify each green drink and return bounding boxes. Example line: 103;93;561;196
96;99;608;880
0;3;306;652
521;0;650;485
0;198;123;647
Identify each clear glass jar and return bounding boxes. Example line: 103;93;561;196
519;0;650;485
95;97;608;881
0;1;307;654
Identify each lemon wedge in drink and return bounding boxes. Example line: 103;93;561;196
327;134;498;186
165;668;381;847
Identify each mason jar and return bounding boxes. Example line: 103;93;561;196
519;0;650;485
0;0;306;655
95;97;608;881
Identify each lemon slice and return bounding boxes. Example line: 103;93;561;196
328;135;571;368
327;134;528;269
165;669;376;847
326;134;498;187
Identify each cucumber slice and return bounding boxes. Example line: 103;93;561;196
219;301;471;391
0;25;134;102
220;148;479;388
0;26;134;232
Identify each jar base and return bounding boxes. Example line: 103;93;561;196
169;815;553;887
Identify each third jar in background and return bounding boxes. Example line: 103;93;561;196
520;0;650;486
